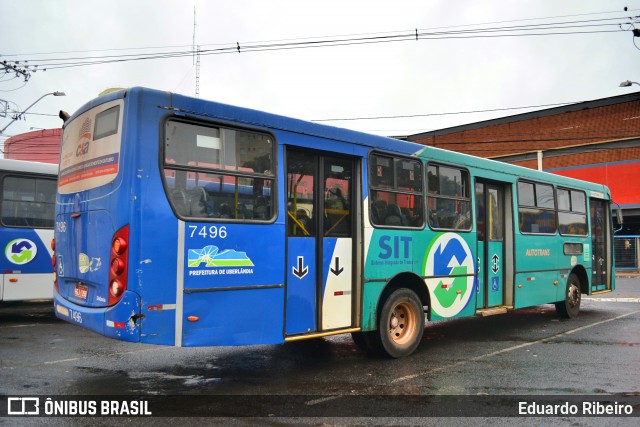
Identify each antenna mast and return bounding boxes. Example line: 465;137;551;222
193;7;200;98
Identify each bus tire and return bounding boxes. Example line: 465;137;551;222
351;331;381;355
555;273;582;319
375;288;425;358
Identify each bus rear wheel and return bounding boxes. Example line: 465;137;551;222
376;288;424;358
555;273;582;319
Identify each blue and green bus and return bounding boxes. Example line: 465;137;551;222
53;87;615;357
1;158;57;302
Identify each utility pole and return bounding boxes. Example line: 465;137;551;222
1;61;31;82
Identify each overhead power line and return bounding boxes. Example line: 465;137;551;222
4;8;638;57
1;13;637;71
312;102;582;122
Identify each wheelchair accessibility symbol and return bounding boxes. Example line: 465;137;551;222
492;276;500;291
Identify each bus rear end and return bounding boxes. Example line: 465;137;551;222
53;88;284;347
52;91;141;342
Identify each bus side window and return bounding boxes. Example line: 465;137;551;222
163;120;275;222
254;196;270;219
168;186;213;218
427;164;471;231
169;189;189;217
385;203;407;226
371;198;387;225
369;154;424;229
517;181;557;234
1;175;55;229
185;187;213;217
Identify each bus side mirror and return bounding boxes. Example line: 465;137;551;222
59;110;70;123
613;203;623;233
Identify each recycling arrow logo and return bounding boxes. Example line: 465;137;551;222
5;238;38;265
424;233;475;318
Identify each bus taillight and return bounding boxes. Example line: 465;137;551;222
110;279;124;298
108;225;129;305
51;239;58;292
111;258;125;275
113;236;127;255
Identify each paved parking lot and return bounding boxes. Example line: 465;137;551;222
1;277;639;425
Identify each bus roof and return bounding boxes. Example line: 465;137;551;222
68;87;427;155
418;143;611;198
69;87;610;199
0;158;58;176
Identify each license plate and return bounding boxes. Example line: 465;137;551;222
74;284;88;300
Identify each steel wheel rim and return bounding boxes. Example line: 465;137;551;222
567;283;581;308
388;301;417;345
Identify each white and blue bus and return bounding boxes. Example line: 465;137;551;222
0;158;57;301
52;88;615;358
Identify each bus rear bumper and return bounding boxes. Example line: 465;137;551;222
54;289;141;342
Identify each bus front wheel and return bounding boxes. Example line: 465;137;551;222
376;288;425;358
555;273;582;319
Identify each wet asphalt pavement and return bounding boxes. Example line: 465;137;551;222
1;277;639;426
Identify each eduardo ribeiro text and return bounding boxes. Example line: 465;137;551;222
519;400;634;416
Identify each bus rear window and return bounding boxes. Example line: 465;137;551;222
58;99;124;195
93;105;120;140
163;120;275;221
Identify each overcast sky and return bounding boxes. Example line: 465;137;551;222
1;0;639;147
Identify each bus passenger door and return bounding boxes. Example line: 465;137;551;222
590;199;611;291
285;149;355;335
475;181;506;308
320;156;354;330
